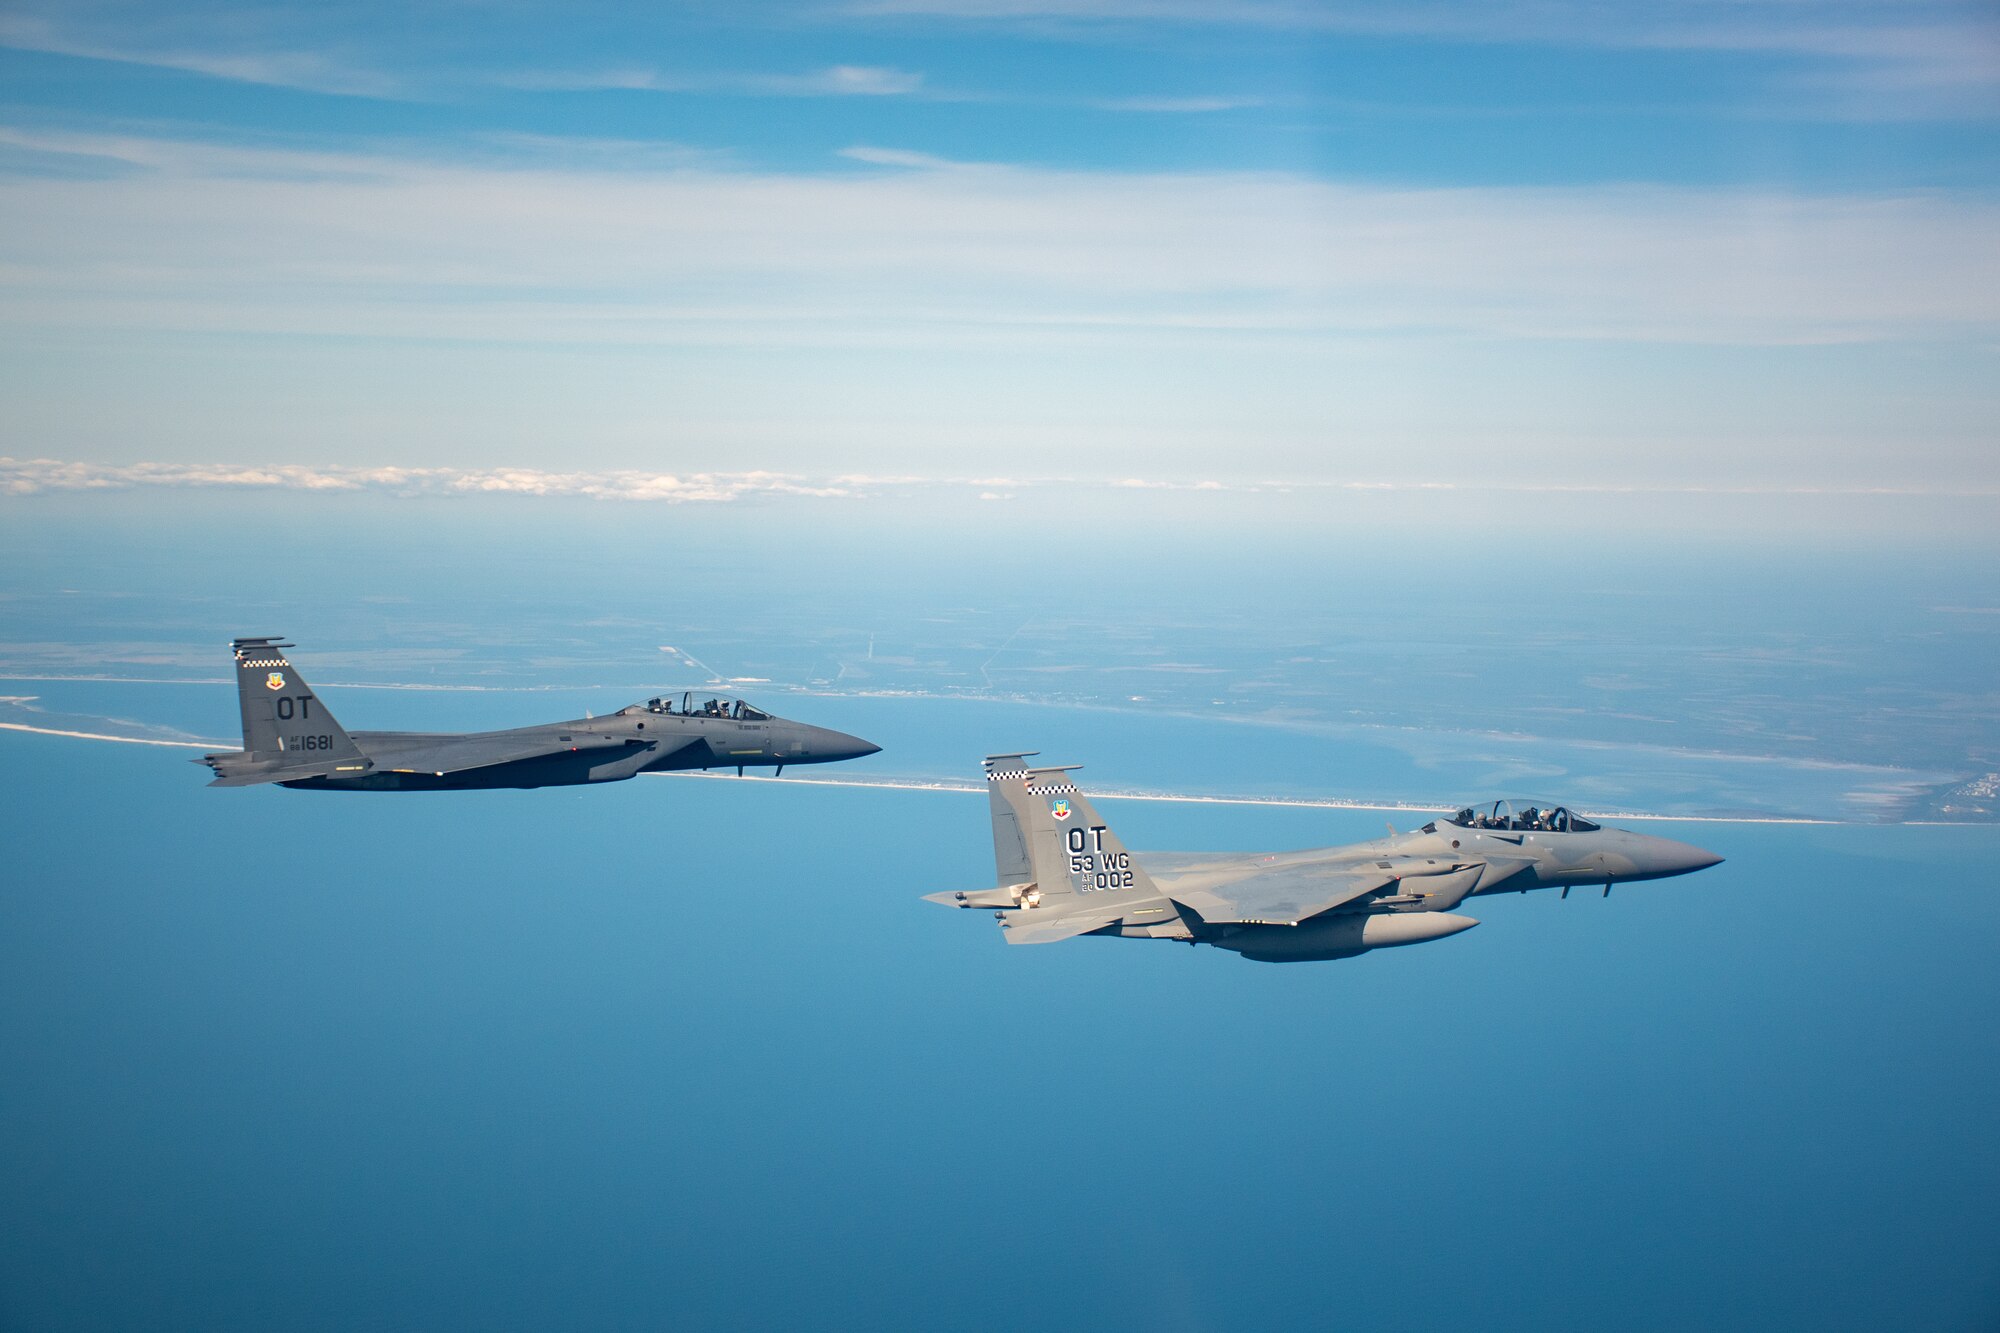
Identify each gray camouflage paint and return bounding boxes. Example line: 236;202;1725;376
927;754;1723;963
202;637;879;791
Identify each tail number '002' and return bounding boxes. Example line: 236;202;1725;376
1067;825;1135;891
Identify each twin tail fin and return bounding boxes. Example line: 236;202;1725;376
201;637;365;785
980;752;1161;904
921;754;1188;945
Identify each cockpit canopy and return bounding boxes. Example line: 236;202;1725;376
638;693;772;721
1444;799;1598;833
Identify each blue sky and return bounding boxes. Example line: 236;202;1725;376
1;0;1996;502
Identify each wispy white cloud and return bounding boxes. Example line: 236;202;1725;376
4;1;1991;120
805;64;927;95
2;127;1994;493
0;13;403;98
1093;94;1267;113
468;133;719;170
2;126;1995;351
0;9;930;105
503;64;926;98
837;144;969;168
849;0;2000;116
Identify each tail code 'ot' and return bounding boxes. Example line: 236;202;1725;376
231;638;361;761
983;753;1158;901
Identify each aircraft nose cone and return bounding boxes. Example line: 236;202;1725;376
1647;836;1725;877
806;726;880;762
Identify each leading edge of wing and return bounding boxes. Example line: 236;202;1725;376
359;732;659;777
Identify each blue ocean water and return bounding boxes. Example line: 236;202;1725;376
0;675;1932;823
2;493;1996;1329
2;725;1996;1331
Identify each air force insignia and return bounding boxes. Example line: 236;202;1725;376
1051;799;1071;821
265;673;286;691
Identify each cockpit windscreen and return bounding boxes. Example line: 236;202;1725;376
643;694;773;721
1446;800;1598;833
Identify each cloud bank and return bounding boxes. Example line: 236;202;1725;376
0;459;855;502
3;126;1996;350
6;458;1988;503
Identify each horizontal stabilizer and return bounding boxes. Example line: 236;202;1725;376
998;906;1129;946
198;752;374;787
924;883;1039;910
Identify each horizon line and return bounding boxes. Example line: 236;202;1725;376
6;458;1996;503
0;720;1957;826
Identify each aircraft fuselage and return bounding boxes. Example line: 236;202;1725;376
279;707;881;791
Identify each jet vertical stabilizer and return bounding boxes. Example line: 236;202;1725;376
983;752;1161;904
925;755;1189;945
201;637;368;785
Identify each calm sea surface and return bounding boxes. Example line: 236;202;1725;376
2;719;1995;1331
2;496;1995;1329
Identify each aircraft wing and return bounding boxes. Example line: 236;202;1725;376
1135;850;1269;877
1169;862;1397;926
357;732;657;777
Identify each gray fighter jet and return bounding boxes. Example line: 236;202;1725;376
200;637;879;791
927;754;1723;962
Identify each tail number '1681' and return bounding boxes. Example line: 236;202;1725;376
1067;825;1134;891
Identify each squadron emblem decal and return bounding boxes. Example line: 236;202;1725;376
266;672;286;690
1051;798;1071;821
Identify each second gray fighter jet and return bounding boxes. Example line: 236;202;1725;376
201;637;879;790
928;754;1722;962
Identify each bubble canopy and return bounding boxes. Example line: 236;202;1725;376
1445;800;1599;833
627;694;772;721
